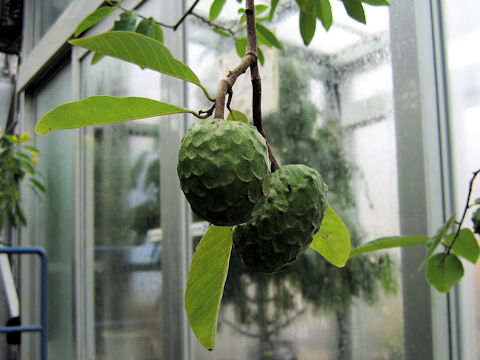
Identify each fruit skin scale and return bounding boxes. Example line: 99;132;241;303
233;164;328;273
177;118;271;226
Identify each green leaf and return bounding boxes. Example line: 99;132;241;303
426;253;464;292
226;110;249;123
0;214;3;233
235;37;247;58
212;28;231;37
419;213;456;270
70;31;210;98
15;205;27;227
255;4;269;15
135;18;156;38
185;225;233;350
209;0;227;21
30;178;46;193
257;46;265;65
153;23;164;43
310;205;351;267
341;0;366;24
350;235;429;258
362;0;390;5
299;11;317;46
474;198;480;205
90;52;105;65
35;96;193;134
23;145;39;153
314;0;333;31
113;11;137;31
74;6;117;37
445;229;480;264
256;23;283;49
269;0;280;20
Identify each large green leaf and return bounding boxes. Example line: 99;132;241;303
419;213;456;269
426;253;464;293
445;228;480;264
299;11;317;46
362;0;390;5
310;205;351;267
185;225;233;350
226;110;249;123
209;0;227;21
69;31;211;99
350;235;429;258
74;6;117;37
35;96;193;135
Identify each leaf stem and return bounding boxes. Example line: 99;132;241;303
191;12;238;39
442;169;480;261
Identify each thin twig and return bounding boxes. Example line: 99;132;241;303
174;0;202;31
441;169;480;261
191;12;238;38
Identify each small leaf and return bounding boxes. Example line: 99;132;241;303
314;0;333;31
445;229;480;264
256;23;283;49
419;213;456;270
70;32;209;97
257;46;265;65
226;110;249;123
212;28;231;37
185;225;233;350
362;0;390;5
209;0;227;21
235;37;247;58
474;198;480;205
299;11;316;46
35;96;193;134
426;253;464;293
74;6;117;37
30;178;46;193
269;0;280;20
113;11;137;31
255;4;269;15
310;205;351;267
341;0;366;24
350;235;429;258
135;18;156;38
153;24;164;43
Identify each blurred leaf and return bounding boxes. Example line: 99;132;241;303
210;0;227;21
255;4;269;15
235;37;247;57
185;225;233;350
226;110;249;123
153;23;164;43
426;253;464;293
299;11;316;46
30;178;46;193
212;28;231;37
70;32;208;96
35;96;193;134
90;52;105;65
362;0;390;5
256;23;283;49
419;213;456;270
74;6;117;37
269;0;280;20
314;0;333;30
350;235;429;258
257;46;265;65
445;228;480;264
23;145;39;153
310;205;351;267
113;10;137;31
135;18;156;38
474;198;480;205
341;0;366;24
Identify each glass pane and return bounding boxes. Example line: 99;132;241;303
441;0;480;357
187;4;404;360
33;0;72;44
80;3;163;357
33;63;74;359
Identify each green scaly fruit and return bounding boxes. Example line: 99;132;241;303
177;118;271;226
233;164;328;273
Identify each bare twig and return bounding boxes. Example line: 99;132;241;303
191;12;238;38
174;0;202;31
442;169;480;261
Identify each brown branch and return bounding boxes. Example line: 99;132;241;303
174;0;201;31
191;12;238;38
442;168;480;262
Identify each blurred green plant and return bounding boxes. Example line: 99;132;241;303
0;128;45;241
